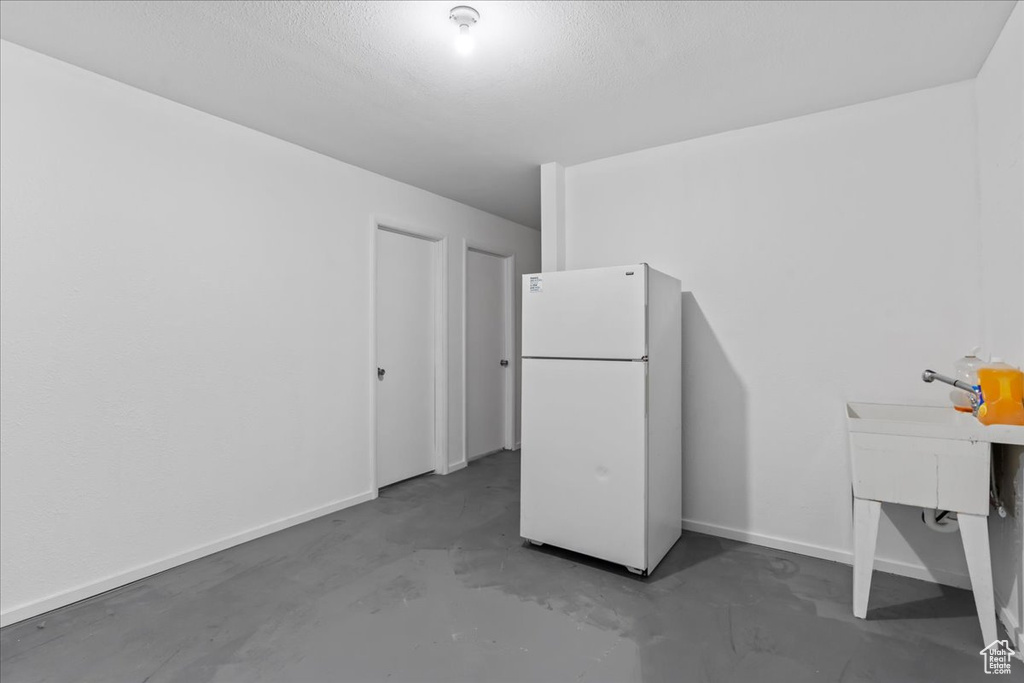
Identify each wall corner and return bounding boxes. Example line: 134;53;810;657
540;162;566;272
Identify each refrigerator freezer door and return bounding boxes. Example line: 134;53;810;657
522;265;646;360
521;358;647;569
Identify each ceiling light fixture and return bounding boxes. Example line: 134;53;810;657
449;5;480;56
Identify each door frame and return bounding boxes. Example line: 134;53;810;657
369;217;450;494
461;239;516;466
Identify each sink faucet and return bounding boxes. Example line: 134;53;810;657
922;369;982;415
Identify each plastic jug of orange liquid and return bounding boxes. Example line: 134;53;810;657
950;349;984;412
976;358;1024;426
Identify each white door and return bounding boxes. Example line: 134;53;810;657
520;358;648;569
376;229;436;487
522;264;647;360
466;249;507;459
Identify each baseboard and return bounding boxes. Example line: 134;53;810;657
0;490;377;628
514;441;521;451
680;518;972;590
447;460;468;473
469;448;506;463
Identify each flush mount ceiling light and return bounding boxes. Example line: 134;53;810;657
449;5;480;56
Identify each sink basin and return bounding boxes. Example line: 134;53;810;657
845;402;1023;516
847;402;1024;446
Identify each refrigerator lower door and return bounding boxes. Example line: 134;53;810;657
521;358;647;570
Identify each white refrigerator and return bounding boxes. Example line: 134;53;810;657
520;264;682;576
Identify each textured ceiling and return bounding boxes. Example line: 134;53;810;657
0;1;1016;228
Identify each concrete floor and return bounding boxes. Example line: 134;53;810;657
1;450;1016;682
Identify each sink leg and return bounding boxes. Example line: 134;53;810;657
959;512;997;647
853;498;881;619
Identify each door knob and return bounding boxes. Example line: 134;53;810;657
500;360;509;367
377;367;386;380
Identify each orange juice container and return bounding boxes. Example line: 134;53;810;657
976;358;1024;426
950;349;984;412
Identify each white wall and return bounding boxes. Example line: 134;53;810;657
976;2;1024;650
977;0;1023;364
0;40;539;626
563;80;986;586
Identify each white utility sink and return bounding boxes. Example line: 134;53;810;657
848;402;1024;445
846;402;1024;649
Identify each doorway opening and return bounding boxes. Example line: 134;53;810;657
462;241;516;465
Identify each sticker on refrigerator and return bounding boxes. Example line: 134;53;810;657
529;276;543;293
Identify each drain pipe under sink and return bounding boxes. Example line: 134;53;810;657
922;509;959;533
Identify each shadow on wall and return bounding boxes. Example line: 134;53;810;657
680;293;749;539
